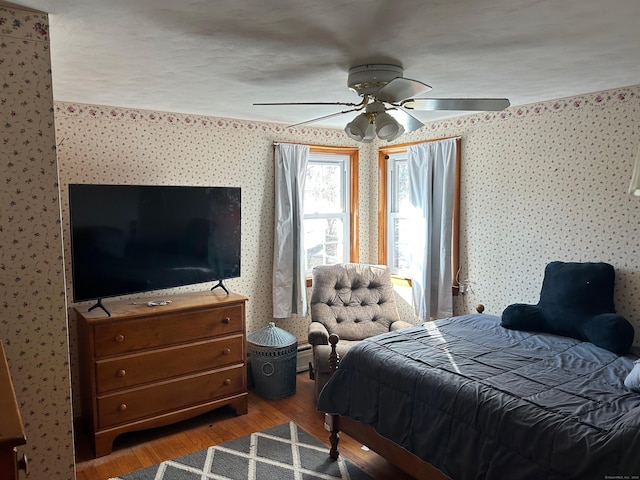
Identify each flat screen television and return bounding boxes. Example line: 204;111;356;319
68;184;241;315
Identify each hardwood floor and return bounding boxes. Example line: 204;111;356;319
74;372;415;479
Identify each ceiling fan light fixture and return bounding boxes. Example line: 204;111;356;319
375;112;404;141
362;123;376;143
344;113;371;141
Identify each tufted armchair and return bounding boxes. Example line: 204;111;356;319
308;263;412;399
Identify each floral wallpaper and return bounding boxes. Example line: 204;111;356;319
0;5;75;480
53;103;370;417
5;2;638;476
55;84;640;425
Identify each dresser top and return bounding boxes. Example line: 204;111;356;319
75;290;247;321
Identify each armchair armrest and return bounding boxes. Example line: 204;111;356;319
308;321;330;345
390;320;413;331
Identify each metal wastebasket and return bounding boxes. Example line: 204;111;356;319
247;322;297;399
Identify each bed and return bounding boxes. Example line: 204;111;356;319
317;312;640;480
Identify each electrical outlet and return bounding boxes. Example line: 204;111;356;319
459;283;467;294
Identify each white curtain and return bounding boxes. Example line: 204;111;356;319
407;138;457;321
273;143;309;318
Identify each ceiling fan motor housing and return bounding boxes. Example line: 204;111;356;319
347;64;404;96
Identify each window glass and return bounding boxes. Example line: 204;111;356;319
304;218;345;269
304;162;343;214
387;153;410;275
303;151;350;272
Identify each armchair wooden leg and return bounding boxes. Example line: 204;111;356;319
308;362;315;380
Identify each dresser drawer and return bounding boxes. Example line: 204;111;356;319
95;335;244;394
93;304;244;357
97;365;245;429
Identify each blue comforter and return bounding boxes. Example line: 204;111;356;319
317;314;640;480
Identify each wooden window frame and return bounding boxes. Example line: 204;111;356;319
377;137;461;294
305;145;359;286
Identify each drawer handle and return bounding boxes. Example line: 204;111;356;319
224;378;232;386
222;317;231;325
223;348;231;355
118;403;128;412
114;334;125;343
17;452;28;474
117;369;126;377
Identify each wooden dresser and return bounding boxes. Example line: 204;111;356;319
76;291;248;457
0;341;28;479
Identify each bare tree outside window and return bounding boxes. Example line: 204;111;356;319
389;155;411;274
303;155;348;272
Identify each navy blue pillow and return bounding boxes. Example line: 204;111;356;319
502;261;634;354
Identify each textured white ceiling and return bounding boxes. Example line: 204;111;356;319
14;0;640;129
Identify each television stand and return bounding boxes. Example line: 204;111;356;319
211;280;229;294
88;298;111;317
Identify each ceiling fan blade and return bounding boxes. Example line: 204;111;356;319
401;98;510;111
287;107;363;128
254;101;361;107
387;108;424;133
375;77;432;104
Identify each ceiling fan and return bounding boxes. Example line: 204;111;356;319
254;64;510;142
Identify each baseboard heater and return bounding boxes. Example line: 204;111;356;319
296;342;312;373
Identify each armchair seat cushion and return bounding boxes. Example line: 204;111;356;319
391;320;414;331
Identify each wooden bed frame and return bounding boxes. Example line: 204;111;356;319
326;334;451;480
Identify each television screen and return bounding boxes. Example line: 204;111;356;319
68;184;241;303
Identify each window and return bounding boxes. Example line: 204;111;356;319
304;146;359;274
377;139;461;292
386;152;411;275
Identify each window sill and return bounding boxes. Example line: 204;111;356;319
391;275;412;288
391;275;460;296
